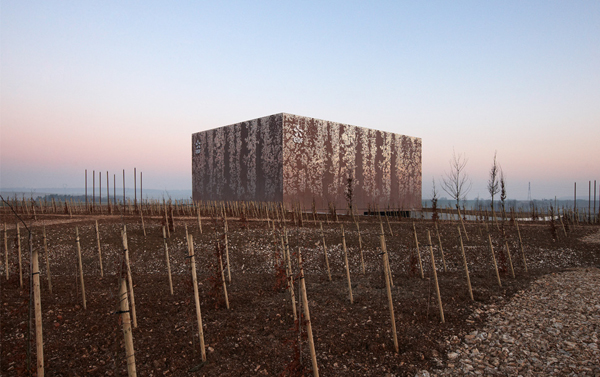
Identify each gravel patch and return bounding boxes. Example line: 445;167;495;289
581;230;600;244
429;267;600;376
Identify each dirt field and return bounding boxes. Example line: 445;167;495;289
1;212;599;376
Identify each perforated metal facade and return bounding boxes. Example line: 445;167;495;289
192;113;421;211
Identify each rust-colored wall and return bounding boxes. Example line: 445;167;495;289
192;113;421;211
282;114;421;211
192;114;283;202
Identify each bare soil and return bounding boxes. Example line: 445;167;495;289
1;212;599;376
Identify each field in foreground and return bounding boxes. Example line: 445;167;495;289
1;212;599;376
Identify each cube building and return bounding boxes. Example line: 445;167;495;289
192;113;421;212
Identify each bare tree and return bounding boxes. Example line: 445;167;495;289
488;151;500;216
441;150;472;209
431;178;439;222
500;169;507;218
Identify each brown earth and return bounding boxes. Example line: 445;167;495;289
1;212;599;376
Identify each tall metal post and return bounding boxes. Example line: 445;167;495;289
589;181;592;223
134;167;137;211
594;180;597;222
123;169;126;213
107;171;110;209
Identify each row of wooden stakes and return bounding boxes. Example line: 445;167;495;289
4;210;536;377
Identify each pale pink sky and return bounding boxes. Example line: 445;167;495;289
1;2;599;200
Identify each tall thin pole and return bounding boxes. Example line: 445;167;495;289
589;181;591;223
379;224;398;352
162;226;173;295
134;167;137;211
75;227;87;309
140;172;143;208
122;226;137;328
4;224;9;280
340;224;353;304
427;230;444;323
99;171;102;210
574;182;577;215
119;278;137;377
32;236;44;377
107;171;110;211
123;169;126;213
17;223;22;287
187;234;206;362
457;226;473;300
594;180;597;222
92;170;95;212
85;170;88;210
298;247;320;376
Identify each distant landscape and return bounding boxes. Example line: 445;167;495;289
0;187;192;202
1;188;598;213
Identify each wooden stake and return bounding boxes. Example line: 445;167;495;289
118;278;137;377
380;222;394;287
559;211;567;237
427;231;445;323
163;199;170;238
223;216;231;283
95;220;104;277
75;227;87;309
457;226;473;300
379;224;399;353
140;208;146;237
385;210;394;236
162;227;174;295
217;243;230;309
435;222;447;272
457;206;469;241
4;223;8;280
487;234;502;287
515;221;528;273
170;207;175;232
281;230;297;321
319;222;332;281
340;225;353;304
270;220;279;264
17;223;23;287
32;235;45;376
187;235;207;361
504;240;515;278
412;223;424;279
297;248;320;376
355;220;365;274
42;224;52;293
197;207;203;234
122;227;137;327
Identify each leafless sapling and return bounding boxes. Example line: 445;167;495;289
488;151;500;219
431;178;439;222
441;149;472;210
